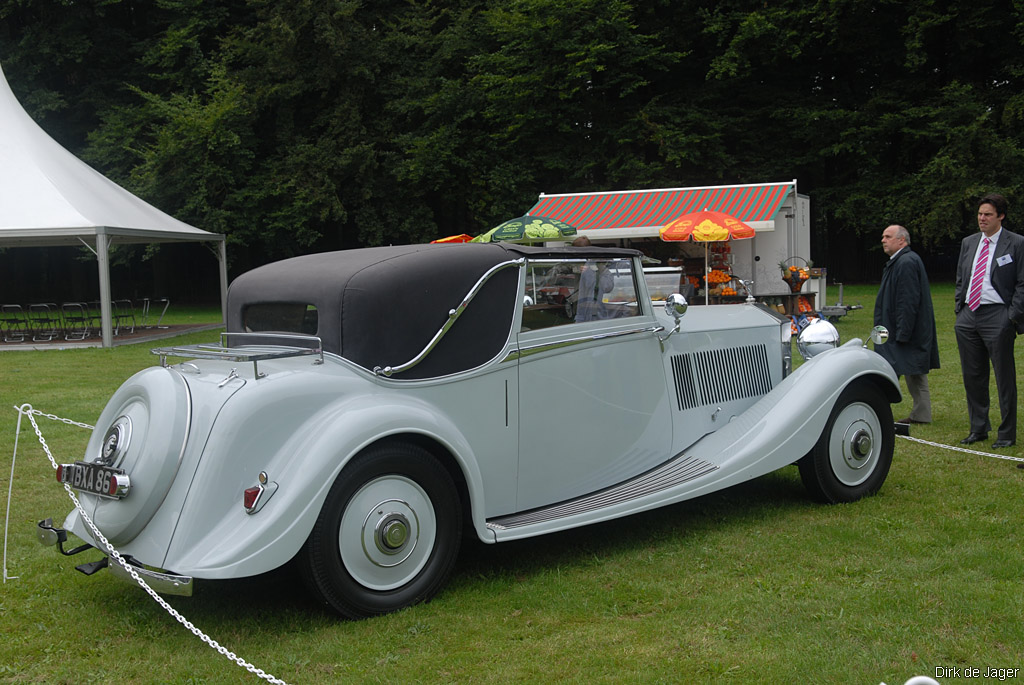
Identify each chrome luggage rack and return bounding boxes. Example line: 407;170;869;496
152;332;324;379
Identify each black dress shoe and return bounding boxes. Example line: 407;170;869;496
992;439;1015;448
960;432;988;445
898;417;929;425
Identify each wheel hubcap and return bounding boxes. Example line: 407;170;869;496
339;476;437;591
359;499;420;569
376;513;411;554
848;429;872;461
829;402;881;487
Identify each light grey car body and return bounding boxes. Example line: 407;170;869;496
50;243;899;618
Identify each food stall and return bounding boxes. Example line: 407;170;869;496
527;180;825;312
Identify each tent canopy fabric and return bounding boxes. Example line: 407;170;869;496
0;63;221;246
0;62;227;346
528;181;795;239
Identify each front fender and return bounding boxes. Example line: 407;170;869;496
787;338;901;405
680;340;899;491
163;392;487;578
480;341;899;542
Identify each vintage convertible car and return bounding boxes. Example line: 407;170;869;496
40;243;899;618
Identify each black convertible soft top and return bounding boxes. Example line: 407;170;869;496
226;242;639;379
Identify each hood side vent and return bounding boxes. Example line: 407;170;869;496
671;344;771;411
671;353;701;410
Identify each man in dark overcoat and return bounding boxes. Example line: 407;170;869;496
874;224;940;423
953;193;1024;448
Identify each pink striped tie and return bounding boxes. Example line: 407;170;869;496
967;237;990;311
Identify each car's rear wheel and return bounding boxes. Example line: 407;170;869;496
300;442;461;619
798;380;894;503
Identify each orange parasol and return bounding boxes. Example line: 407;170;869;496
430;233;475;244
660;210;755;304
660;210;755;242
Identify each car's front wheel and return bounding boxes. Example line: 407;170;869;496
300;442;462;619
798;379;894;503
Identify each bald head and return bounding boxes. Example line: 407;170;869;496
881;224;910;256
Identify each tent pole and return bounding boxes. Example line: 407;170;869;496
97;232;113;347
217;240;228;326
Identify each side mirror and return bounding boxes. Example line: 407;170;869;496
665;293;688;322
866;325;888;347
658;293;687;346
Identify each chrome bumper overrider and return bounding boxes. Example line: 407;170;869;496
108;560;194;596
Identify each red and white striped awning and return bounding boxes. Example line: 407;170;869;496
528;180;795;239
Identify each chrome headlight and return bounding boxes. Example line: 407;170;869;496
797;319;840;360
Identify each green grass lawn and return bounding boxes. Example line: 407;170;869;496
1;288;1022;684
142;303;224;327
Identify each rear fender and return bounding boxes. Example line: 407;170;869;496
162;393;485;578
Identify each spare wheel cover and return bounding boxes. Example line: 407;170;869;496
80;367;191;545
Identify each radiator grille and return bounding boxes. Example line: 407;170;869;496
671;344;772;411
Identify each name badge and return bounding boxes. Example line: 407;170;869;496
997;254;1013;267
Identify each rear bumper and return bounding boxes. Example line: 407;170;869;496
108;558;194;596
38;516;195;596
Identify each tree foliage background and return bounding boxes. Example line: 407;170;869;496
3;0;1024;287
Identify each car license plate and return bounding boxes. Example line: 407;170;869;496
57;461;130;499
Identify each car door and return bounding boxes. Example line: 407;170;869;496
514;256;673;512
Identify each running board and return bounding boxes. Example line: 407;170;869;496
487;453;718;532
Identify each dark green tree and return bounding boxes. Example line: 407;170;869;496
4;0;1024;282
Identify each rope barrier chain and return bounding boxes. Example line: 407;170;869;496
7;404;289;685
9;406;1019;685
897;433;1024;464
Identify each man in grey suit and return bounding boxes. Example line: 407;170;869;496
953;193;1024;448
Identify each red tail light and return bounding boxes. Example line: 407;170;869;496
243;486;262;510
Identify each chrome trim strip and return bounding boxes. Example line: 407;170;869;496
170;367;193;478
108;560;194;596
504;324;664;362
375;258;526;377
487;454;718;530
524;258;594;264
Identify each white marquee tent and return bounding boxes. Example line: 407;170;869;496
0;62;227;347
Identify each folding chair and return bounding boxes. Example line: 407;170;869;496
86;301;102;331
28;303;61;341
61;302;91;340
113;299;136;335
1;304;28;342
